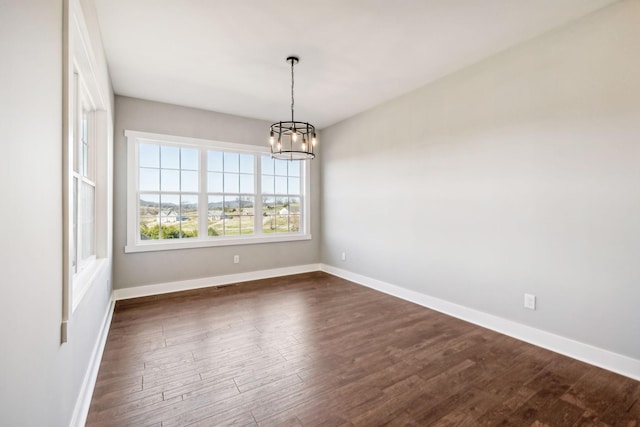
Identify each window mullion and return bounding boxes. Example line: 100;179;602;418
73;172;80;275
198;147;207;239
158;145;163;241
73;75;82;273
303;160;309;235
178;148;182;238
255;154;262;236
90;110;95;181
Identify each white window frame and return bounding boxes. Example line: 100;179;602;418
62;0;110;337
125;130;312;253
72;74;97;275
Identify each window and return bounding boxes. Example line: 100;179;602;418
261;156;301;233
126;131;311;253
63;0;111;325
72;79;96;274
138;144;200;240
207;151;255;236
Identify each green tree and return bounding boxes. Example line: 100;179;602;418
140;223;198;239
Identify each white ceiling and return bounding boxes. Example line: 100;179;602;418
94;0;616;129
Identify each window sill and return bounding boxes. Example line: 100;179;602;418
124;233;312;253
72;258;109;312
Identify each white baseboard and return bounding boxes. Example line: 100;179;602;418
69;297;116;427
112;264;322;301
320;264;640;381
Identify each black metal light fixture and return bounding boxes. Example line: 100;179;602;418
269;56;317;160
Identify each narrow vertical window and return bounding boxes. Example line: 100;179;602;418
72;76;96;274
261;156;301;233
207;151;255;237
63;0;111;321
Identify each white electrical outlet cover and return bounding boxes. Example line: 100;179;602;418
524;293;536;310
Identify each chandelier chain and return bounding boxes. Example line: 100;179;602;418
290;59;295;122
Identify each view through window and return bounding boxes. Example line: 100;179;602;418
127;131;310;251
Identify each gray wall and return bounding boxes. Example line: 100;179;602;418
113;96;321;289
321;1;640;360
0;0;114;426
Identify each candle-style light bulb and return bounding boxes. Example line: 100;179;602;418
311;133;317;146
292;130;298;142
269;131;275;145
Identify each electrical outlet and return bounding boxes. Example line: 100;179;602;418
524;293;536;310
233;255;240;264
341;251;346;261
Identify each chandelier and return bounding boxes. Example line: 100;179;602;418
269;56;317;160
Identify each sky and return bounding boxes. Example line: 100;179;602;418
138;144;301;207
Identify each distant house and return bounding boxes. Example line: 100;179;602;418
279;207;289;215
208;212;231;221
160;209;184;223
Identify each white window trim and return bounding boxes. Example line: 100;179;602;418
63;0;110;330
125;130;312;253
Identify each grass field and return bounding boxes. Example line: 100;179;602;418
139;203;300;239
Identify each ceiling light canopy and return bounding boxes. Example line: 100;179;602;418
269;56;317;160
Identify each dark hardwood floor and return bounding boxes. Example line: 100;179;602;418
87;272;639;426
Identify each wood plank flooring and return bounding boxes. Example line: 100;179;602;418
87;272;640;426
